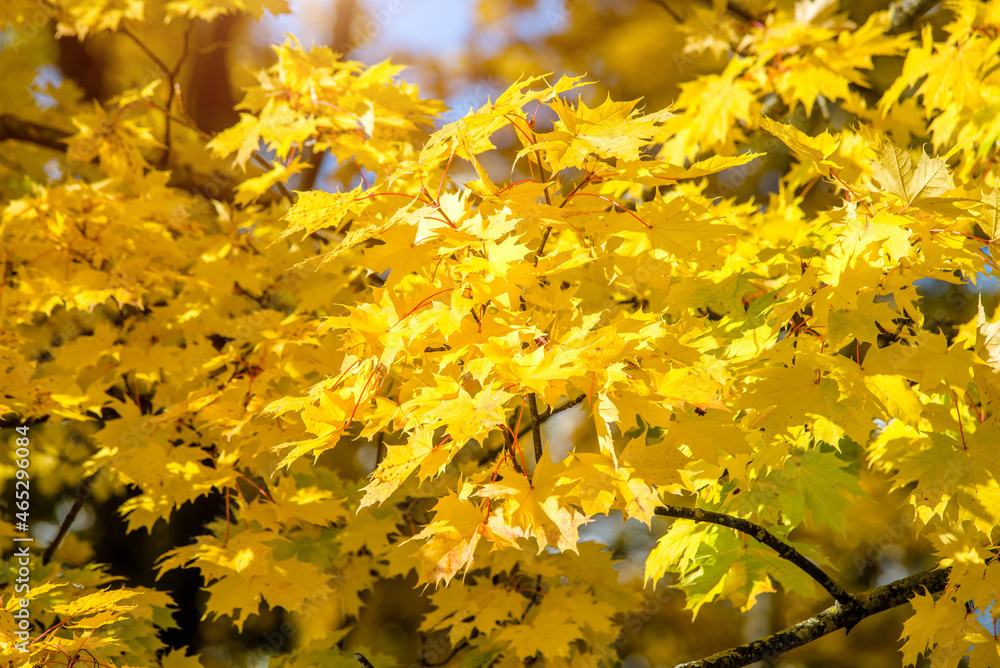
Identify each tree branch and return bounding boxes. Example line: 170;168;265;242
690;0;759;23
353;653;375;668
654;505;855;609
250;150;294;200
723;1;758;23
547;393;586;417
886;0;941;35
298;0;359;192
119;24;193;167
373;430;386;467
43;469;103;565
527;393;543;462
647;0;683;23
534;226;552;265
517;394;586;439
671;568;951;668
0;114;71;152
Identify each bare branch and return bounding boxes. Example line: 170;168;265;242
43;469;103;565
250;150;294;200
534;226;553;265
886;0;941;35
548;394;586;417
0;114;71;152
647;0;683;23
671;568;951;668
723;1;758;23
528;393;543;462
517;394;586;439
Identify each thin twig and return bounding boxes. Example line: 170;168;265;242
671;568;951;668
517;394;586;439
647;0;683;22
0;114;70;151
547;394;586;418
43;469;103;565
374;431;386;467
120;26;171;75
654;505;855;608
527;394;543;463
120;24;182;166
521;574;544;620
534;226;553;266
251;150;294;200
886;0;941;35
353;653;375;668
160;24;193;166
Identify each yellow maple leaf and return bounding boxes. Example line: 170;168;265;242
407;486;487;585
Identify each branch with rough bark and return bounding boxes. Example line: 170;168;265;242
672;568;951;668
353;652;375;668
0;114;71;152
517;394;586;439
886;0;941;35
527;393;544;462
42;469;103;565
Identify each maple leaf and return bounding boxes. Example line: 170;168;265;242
870;138;954;206
635;152;764;181
662;523;825;615
740;362;874;448
825;296;899;349
407;487;487;585
157;530;333;631
560;451;659;525
422;580;527;644
782;448;864;533
495;587;611;660
529;96;670;172
476;458;589;553
979;179;1000;241
754;115;843;176
495;598;580;661
53;588;139;620
900;567;1000;668
619;430;691;492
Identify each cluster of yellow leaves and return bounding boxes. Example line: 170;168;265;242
0;563;183;668
0;11;439;666
881;1;1000;173
261;3;1000;664
664;0;911;159
901;561;1000;667
208;38;445;205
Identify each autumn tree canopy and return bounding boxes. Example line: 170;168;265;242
1;1;999;667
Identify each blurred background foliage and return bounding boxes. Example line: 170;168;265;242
2;1;997;666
